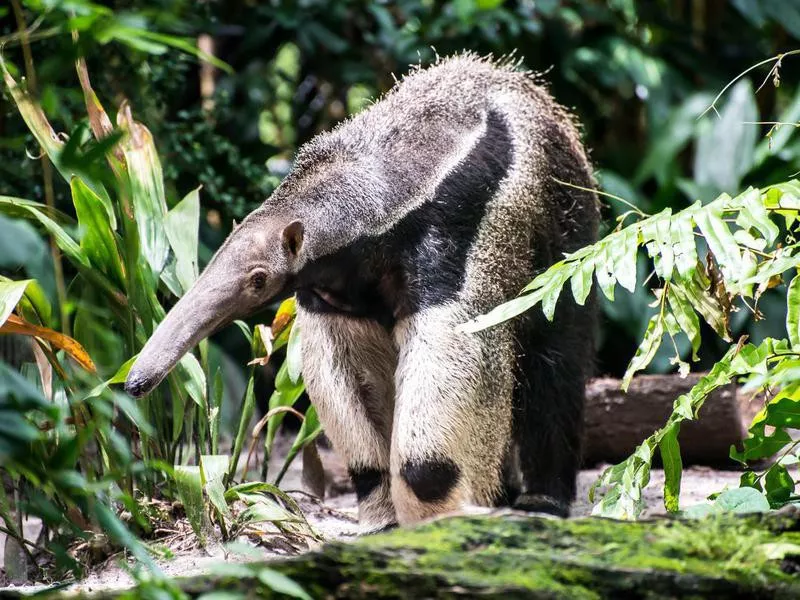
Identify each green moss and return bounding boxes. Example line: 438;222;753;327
28;513;800;599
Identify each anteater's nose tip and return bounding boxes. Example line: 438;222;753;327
124;370;153;398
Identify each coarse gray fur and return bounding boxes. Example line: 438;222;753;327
125;53;599;529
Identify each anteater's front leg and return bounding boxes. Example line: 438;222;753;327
390;303;514;525
297;308;397;531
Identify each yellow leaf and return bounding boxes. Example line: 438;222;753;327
0;314;96;374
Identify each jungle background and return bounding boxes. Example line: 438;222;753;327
3;0;800;592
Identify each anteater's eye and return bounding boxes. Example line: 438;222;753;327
250;271;267;290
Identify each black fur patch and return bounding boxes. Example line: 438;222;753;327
348;466;387;502
400;457;461;503
513;493;570;518
295;110;513;321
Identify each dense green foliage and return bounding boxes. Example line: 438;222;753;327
2;0;800;590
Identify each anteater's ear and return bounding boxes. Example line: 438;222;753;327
282;220;304;257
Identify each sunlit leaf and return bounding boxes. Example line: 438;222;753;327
0;314;96;373
164;188;201;295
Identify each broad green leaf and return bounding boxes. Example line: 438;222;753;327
622;313;663;390
764;393;800;429
642;210;674;279
174;465;207;542
714;487;770;514
256;568;312;600
540;267;572;321
118;106;170;278
0;197;88;268
658;422;682;512
731;420;792;464
0;279;32;327
764;463;795;507
179;352;208;410
201;455;231;518
457;290;541;333
239;496;298;524
164;188;201;295
71;177;125;287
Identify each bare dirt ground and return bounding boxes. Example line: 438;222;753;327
1;433;745;595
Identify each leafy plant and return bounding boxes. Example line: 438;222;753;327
0;32;315;583
463;57;800;519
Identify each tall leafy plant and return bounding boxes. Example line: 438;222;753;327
463;55;800;519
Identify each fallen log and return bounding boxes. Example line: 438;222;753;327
42;512;800;599
583;374;745;466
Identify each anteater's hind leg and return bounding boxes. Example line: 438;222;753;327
511;302;593;517
297;308;398;531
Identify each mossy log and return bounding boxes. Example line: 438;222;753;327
58;512;800;599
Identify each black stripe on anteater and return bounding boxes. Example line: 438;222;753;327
295;109;513;324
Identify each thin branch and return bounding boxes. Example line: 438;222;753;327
552;177;648;217
700;50;800;120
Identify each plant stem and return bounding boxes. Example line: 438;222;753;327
10;0;70;336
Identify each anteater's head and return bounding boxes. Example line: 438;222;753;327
124;210;305;397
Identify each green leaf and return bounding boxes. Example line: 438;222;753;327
179;352;208;410
200;455;231;519
622;312;664;390
164;187;201;296
0;279;32;327
174;465;207;542
658;422;683;513
671;209;699;278
118;111;170;278
276;406;323;486
694;203;742;282
0;196;88;268
71;177;125;287
764;463;795;507
570;255;595;306
714;487;770;514
735;187;779;245
667;285;701;360
256;568;312;600
642;209;674;280
228;372;257;484
610;227;639;292
788;274;800;349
